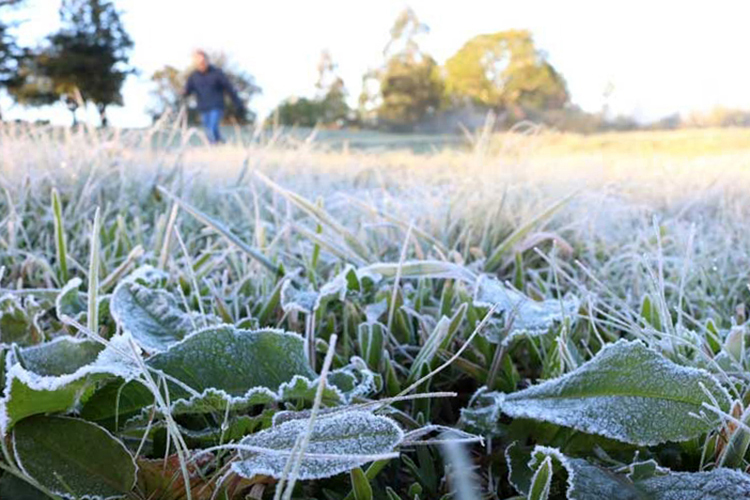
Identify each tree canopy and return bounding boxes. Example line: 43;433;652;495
270;50;350;127
7;0;134;126
360;8;444;131
445;30;569;115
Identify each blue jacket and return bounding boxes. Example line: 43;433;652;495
184;65;243;112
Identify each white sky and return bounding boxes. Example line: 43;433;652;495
5;0;750;127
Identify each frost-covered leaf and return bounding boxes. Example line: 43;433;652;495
359;261;476;283
148;325;314;398
55;278;110;328
526;446;640;500
80;378;155;426
16;336;103;376
0;294;42;346
462;340;731;445
232;410;403;480
635;468;750;499
281;280;319;314
13;416;136;500
408;315;452;383
517;446;750;500
143;326;338;414
505;442;534;495
111;266;217;352
0;335;142;434
473;275;579;344
55;278;86;319
326;357;377;403
84;327;368;421
528;455;553;500
280;267;350;315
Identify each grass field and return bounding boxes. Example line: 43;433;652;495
1;122;750;499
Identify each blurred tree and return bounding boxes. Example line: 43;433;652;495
360;8;444;131
377;56;443;129
7;0;134;126
149;51;260;124
315;50;349;125
445;30;569;117
270;50;350;127
272;97;322;128
0;0;25;120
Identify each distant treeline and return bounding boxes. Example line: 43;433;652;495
1;2;748;133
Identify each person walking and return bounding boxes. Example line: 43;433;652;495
183;50;245;144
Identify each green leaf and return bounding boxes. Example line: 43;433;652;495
55;278;86;319
473;275;578;344
0;335;140;434
79;379;155;427
13;416;136;500
529;446;639;500
350;467;373;500
111;266;217;352
0;473;49;500
148;325;315;399
505;442;533;495
140;325;343;414
527;455;553;500
281;267;351;314
462;340;731;445
518;446;750;500
233;410;403;480
0;294;40;346
17;337;103;377
343;460;392;500
635;468;750;499
83;327;368;420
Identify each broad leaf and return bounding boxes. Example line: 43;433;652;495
462;340;731;445
17;336;103;376
111;266;216;352
636;468;750;499
233;410;403;480
55;277;86;319
0;473;49;500
0;335;141;434
82;328;372;421
147;325;315;400
55;277;110;328
0;294;42;346
281;267;350;314
516;446;750;500
473;275;578;344
13;416;136;500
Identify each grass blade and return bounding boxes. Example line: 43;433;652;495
87;207;101;335
157;186;282;276
485;192;576;272
51;188;68;284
